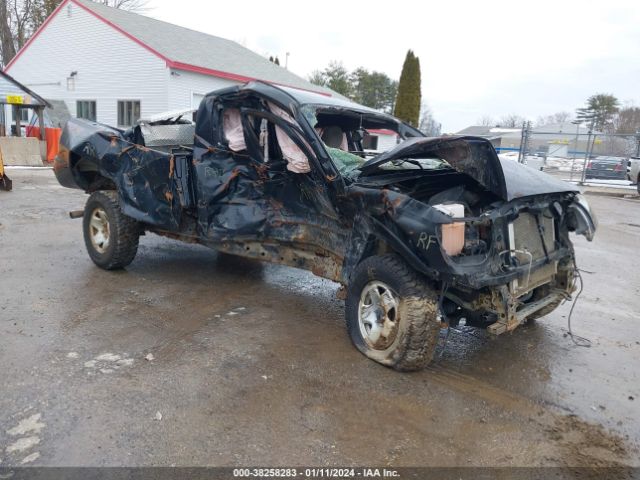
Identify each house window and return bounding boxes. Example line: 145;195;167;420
76;101;96;121
363;134;379;150
12;106;30;123
117;100;140;127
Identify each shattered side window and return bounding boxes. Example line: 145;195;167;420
267;102;311;174
315;126;365;177
325;146;365;177
300;104;318;128
222;108;246;152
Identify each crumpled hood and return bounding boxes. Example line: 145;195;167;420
359;136;578;201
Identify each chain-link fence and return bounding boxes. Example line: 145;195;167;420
510;123;640;185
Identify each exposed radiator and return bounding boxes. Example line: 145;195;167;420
509;211;557;296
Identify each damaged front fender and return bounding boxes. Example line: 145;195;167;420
568;194;598;241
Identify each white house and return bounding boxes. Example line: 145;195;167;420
3;0;336;129
364;129;399;152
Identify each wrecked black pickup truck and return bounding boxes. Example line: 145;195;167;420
54;81;597;371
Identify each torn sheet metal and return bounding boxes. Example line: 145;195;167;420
360;136;579;201
54;81;595;300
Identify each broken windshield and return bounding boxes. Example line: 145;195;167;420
374;157;450;171
299;104;426;178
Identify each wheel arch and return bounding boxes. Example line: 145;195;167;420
342;216;440;285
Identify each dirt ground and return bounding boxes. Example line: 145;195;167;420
0;169;639;468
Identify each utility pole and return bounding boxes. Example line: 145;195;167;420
517;121;531;164
285;52;290;70
570;119;581;181
580;129;592;185
517;122;525;163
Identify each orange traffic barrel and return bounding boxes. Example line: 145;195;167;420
26;126;62;162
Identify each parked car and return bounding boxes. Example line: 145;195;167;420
53;82;597;371
585;156;628;180
628;157;640;194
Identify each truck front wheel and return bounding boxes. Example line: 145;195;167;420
345;254;441;371
83;190;139;270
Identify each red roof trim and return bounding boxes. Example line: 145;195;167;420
4;0;72;71
368;129;397;136
5;0;331;98
167;61;255;83
168;61;332;97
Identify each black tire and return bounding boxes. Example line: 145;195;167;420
345;254;440;371
83;190;139;270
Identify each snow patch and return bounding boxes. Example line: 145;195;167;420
95;353;121;362
21;452;40;464
7;413;45;436
6;436;40;453
83;353;134;373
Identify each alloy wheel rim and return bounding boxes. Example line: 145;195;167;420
358;281;400;350
89;207;110;254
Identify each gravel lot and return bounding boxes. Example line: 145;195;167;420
0;169;639;468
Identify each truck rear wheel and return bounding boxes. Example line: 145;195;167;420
345;254;441;371
83;190;139;270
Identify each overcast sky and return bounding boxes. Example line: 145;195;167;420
146;0;640;132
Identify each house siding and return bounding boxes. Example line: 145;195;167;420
167;69;236;112
377;133;399;152
6;0;169;126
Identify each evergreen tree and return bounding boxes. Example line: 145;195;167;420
308;70;327;87
350;67;397;113
320;61;353;97
274;56;280;66
576;93;620;132
394;50;421;126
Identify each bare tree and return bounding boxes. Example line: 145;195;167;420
551;111;572;124
418;102;441;137
535;111;572;127
613;102;640;134
498;114;527;128
1;0;147;66
0;0;33;66
92;0;147;11
476;115;494;127
0;0;17;65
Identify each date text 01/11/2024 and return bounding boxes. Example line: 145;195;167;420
232;468;400;477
